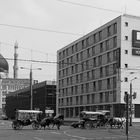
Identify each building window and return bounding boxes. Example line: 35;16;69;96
87;71;90;81
125;64;128;68
113;64;117;74
108;26;111;36
76;53;79;62
98;55;102;66
66;48;68;56
80;51;83;61
107;52;111;63
76;75;79;83
86;60;89;70
105;65;109;76
87;95;90;104
124;77;128;82
76;96;79;105
107;78;111;89
99;31;102;41
100;93;103;103
113;36;117;48
66;98;69;106
113;90;116;102
80;96;83;104
125;50;128;54
125;36;128;40
98;80;102;91
82;40;86;49
85;83;89;93
106;40;109;50
75;85;78;94
71;66;74;74
113;77;116;88
81;84;84;93
80;73;83;82
93;81;96;91
92;70;95;80
71;86;74;95
75;44;78;52
93;57;97;67
113;23;117;34
91;94;95;103
75;64;78;73
62;99;64;106
71;45;74;53
92;46;95;56
100;43;103;53
105;92;109;102
70;97;72;105
125;22;128;27
100;67;103;78
87;48;90;58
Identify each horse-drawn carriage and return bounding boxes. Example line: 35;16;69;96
12;110;64;130
71;110;125;129
12;110;43;130
79;111;108;129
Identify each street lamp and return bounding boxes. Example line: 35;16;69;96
129;77;137;126
20;66;42;110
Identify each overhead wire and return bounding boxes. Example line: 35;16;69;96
57;0;123;14
1;57;140;72
0;23;83;36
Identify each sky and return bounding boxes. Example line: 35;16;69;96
0;0;140;82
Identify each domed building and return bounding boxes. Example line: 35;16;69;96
0;54;9;78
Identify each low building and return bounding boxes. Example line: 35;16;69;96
5;81;56;119
0;78;30;116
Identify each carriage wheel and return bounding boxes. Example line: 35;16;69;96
84;121;92;129
32;122;40;130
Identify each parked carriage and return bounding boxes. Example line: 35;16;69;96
12;110;43;130
71;110;110;129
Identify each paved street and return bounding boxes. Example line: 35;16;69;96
1;120;140;140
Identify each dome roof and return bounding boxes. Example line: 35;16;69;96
0;54;9;72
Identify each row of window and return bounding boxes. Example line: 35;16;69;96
59;63;117;88
59;36;117;70
59;76;116;97
59;90;116;107
2;85;28;91
59;23;117;60
59;50;119;79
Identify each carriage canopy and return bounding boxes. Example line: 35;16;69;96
16;110;43;121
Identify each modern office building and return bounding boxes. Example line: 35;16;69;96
57;14;140;119
5;81;56;119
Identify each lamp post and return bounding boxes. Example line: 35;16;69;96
20;66;41;110
129;77;137;126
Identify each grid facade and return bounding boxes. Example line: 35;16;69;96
57;17;121;118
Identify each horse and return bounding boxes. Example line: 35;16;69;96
40;117;53;130
40;114;64;130
107;117;125;129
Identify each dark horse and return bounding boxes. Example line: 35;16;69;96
40;114;64;130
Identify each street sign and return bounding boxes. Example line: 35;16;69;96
133;92;137;99
124;93;130;103
45;109;54;114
